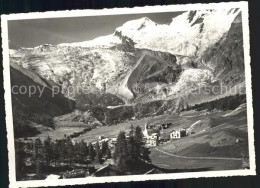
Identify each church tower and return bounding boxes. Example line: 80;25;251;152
143;123;149;137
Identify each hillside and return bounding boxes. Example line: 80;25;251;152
10;62;75;137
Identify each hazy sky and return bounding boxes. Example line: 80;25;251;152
8;11;184;49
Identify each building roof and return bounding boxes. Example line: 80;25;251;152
147;129;159;136
170;129;179;133
92;164;125;176
45;174;60;180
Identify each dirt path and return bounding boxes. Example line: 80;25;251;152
155;147;242;161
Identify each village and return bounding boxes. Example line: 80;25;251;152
87;121;191;152
142;123;189;148
15;120;194;180
60;122;193;178
15;103;249;181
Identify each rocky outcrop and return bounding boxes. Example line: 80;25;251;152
201;12;244;88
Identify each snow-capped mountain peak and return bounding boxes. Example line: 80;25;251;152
56;9;240;57
116;17;157;32
10;8;244;105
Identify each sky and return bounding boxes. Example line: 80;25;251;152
8;11;184;49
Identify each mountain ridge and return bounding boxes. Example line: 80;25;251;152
9;8;245;126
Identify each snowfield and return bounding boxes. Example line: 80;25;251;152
168;69;214;96
9;8;243;104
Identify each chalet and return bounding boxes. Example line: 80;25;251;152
170;130;180;139
170;129;186;139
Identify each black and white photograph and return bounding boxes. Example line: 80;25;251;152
1;1;256;187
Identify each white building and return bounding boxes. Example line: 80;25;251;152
143;124;158;147
170;130;181;139
170;129;186;139
145;133;158;147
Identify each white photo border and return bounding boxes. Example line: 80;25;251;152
1;1;256;188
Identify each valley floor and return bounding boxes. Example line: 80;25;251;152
28;103;249;173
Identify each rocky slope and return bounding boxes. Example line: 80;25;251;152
201;12;244;88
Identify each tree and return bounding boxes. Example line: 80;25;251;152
52;140;60;167
206;102;215;112
35;158;43;177
134;126;143;158
34;138;43;176
43;136;53;166
106;148;112;159
101;141;110;159
88;143;95;162
113;131;128;170
94;142;101;164
56;139;65;164
66;137;74;166
15;141;26;180
186;104;190;111
73;141;80;163
78;140;88;164
127;125;136;161
134;126;150;162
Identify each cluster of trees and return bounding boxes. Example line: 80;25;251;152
113;125;150;171
13;112;54;138
13;119;40;138
69;127;92;138
27;113;54;128
188;94;246;112
105;106;135;125
15;136;111;180
75;92;124;111
15;126;151;179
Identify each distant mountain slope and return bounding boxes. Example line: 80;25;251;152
54;110;102;127
75;92;125;110
201;12;244;87
10;62;75;137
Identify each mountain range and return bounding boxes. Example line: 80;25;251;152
9;8;245;133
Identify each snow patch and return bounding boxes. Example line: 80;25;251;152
169;69;213;96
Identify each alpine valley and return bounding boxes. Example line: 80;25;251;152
10;8;249;179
